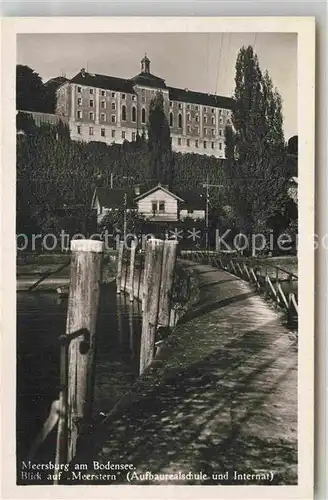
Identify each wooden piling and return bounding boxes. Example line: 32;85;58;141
116;240;124;294
60;239;104;464
158;240;178;328
139;238;164;375
128;240;137;302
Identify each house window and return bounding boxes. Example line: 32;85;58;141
121;93;126;100
195;139;199;148
219;142;222;150
211;108;215;113
89;127;94;136
77;86;82;93
195;114;199;123
203;107;207;113
212;129;215;136
187;104;190;110
187;209;194;214
89;112;94;120
187;125;191;133
227;119;231;125
122;105;126;121
101;90;106;96
195;105;199;111
89;88;94;94
152;201;157;215
101;128;106;137
196;126;200;134
141;108;146;124
219;117;223;124
132;95;136;101
219;129;222;136
178;113;182;128
178;137;182;145
77;125;81;135
219;109;222;114
111;102;116;110
132;107;136;122
111;92;116;98
101;113;106;121
211;116;215;124
204;128;207;136
111;115;116;123
169;101;173;107
178;103;183;109
169;112;173;127
187;139;190;147
111;129;115;138
132;132;136;141
101;100;106;109
203;116;207;123
77;110;82;119
211;142;215;149
77;97;82;106
203;140;207;148
187;113;191;121
122;131;126;139
89;99;94;107
159;201;165;214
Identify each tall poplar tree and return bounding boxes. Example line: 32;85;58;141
224;46;290;250
147;92;173;188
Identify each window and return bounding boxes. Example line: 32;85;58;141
169;101;173;107
132;107;136;122
111;92;116;98
132;95;136;101
77;110;82;119
89;88;94;94
178;113;182;128
187;139;190;147
77;86;82;93
211;116;215;125
111;115;116;123
195;139;199;148
187;209;194;214
101;128;106;137
187;113;191;121
141;108;146;124
219;129;222;136
152;201;157;216
121;93;126;100
122;131;126;139
212;129;215;136
89;127;94;136
142;96;146;103
187;125;191;133
195;114;199;123
211;108;215;113
77;125;81;135
169;112;173;127
203;140;207;149
204;128;207;136
203;107;207;112
89;112;94;120
219;117;223;124
111;102;116;110
187;104;190;110
132;132;136;141
77;97;82;106
211;142;215;149
178;138;182;145
219;142;222;150
122;105;126;121
227;119;231;125
101;90;106;96
203;116;207;123
196;126;200;134
101;113;106;121
159;201;165;214
101;100;106;109
178;103;183;109
111;129;115;138
89;99;94;107
219;109;222;114
195;105;199;111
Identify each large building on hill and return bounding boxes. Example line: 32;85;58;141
55;55;234;158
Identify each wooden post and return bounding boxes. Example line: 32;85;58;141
264;267;268;299
116;240;124;294
139;239;164;375
141;243;152;312
128;240;137;302
275;267;279;307
288;273;293;326
158;240;178;328
64;239;104;463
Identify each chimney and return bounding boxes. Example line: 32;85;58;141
134;185;141;196
81;68;86;77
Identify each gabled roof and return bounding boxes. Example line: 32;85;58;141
134;183;184;202
92;187;136;209
70;71;136;94
131;72;167;89
168;86;235;109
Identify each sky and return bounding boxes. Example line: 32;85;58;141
17;32;297;140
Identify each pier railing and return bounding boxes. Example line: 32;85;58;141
181;250;298;328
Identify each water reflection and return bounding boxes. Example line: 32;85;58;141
16;283;142;466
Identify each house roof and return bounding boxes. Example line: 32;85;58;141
92;187;136;209
134;183;185;202
70;70;136;94
168;86;235;109
44;76;69;88
131;72;167;89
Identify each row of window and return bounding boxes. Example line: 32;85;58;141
77;106;147;124
169;101;231;115
77;86;135;101
77;125;137;141
169;112;228;129
175;137;223;150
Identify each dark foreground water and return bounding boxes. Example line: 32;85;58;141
16;284;142;481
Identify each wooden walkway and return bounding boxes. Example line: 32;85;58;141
65;261;297;486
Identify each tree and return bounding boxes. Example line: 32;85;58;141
147;92;173;188
224;46;290;254
16;65;46;112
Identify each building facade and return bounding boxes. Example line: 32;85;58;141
56;55;234;158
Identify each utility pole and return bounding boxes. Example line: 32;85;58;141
202;175;224;250
110;172;113;189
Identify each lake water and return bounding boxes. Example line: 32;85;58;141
16;283;142;474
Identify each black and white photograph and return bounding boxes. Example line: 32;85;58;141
1;16;315;500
